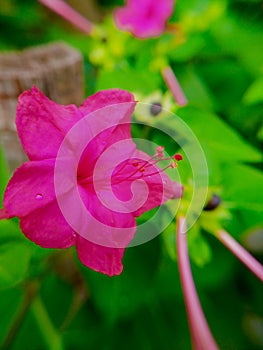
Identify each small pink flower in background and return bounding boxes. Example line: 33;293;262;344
0;87;182;276
114;0;175;39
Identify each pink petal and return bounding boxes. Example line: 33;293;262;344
0;208;8;220
77;90;136;178
3;159;75;248
3;160;56;218
79;88;134;116
76;186;137;248
76;235;125;276
16;86;83;161
20;201;76;249
78;124;136;181
114;0;174;38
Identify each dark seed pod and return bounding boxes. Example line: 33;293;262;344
150;102;162;116
204;194;221;211
101;36;108;44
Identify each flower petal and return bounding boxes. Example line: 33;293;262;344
79;88;134;116
76;186;137;248
77;90;136;179
4;160;56;218
20;201;76;249
114;0;174;38
76;235;125;276
16;86;83;161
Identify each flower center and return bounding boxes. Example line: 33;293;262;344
125;146;183;181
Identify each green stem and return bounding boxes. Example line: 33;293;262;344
2;282;39;350
31;296;64;350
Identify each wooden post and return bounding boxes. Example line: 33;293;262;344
0;41;84;172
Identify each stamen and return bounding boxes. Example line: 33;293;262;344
144;162;176;178
156;146;164;152
156;146;165;159
170;161;178;168
174;153;183;161
115;146;182;184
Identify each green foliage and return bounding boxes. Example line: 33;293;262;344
0;0;262;349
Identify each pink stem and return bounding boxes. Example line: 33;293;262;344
162;66;188;106
38;0;94;34
176;217;219;350
0;208;8;220
216;230;263;283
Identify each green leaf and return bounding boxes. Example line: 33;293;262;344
80;237;161;324
176;67;215;111
243;76;263;105
0;288;23;344
175;106;262;162
96;66;160;95
221;163;263;211
0;241;31;289
0;217;32;289
0;219;24;243
162;221;176;261
0;146;9;204
169;35;206;61
188;224;213;267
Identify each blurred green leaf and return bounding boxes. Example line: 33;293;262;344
176;67;215;111
0;147;9;204
0;288;23;344
221;163;263;210
80;237;161;324
176;106;262;162
188;224;213;267
243;76;263;105
0;241;31;289
96;66;161;94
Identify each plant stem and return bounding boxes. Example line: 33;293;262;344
31;295;64;350
162;66;188;106
38;0;94;34
2;282;39;349
216;229;263;283
176;216;219;350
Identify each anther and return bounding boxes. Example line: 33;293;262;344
170;161;178;168
174;153;183;161
156;145;165;159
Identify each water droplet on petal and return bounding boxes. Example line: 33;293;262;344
35;194;43;200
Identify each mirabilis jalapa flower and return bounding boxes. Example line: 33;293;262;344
114;0;175;39
0;87;183;276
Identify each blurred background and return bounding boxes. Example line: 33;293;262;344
0;0;263;349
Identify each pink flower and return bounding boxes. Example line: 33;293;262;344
0;87;182;276
114;0;175;39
